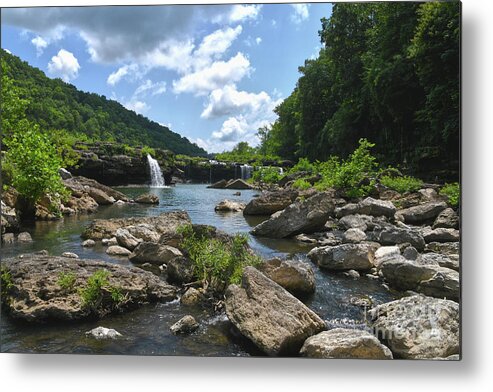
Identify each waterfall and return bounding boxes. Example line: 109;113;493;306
146;154;166;187
240;164;253;180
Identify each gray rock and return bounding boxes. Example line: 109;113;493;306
397;202;447;224
300;328;393;359
358;197;396;218
343;228;367;243
81;239;96;248
214;199;246;212
244;190;298;216
417;267;460;301
344;270;361;279
425;241;459;256
1;200;19;234
167;257;195;284
338;214;370;231
402;246;419;261
370;295;459;359
377;226;426;251
335;203;360;218
259;258;316;297
86;326;122;340
225;267;326;356
61;252;79;259
127;224;161;243
419;252;459;271
87;187;115;205
134;193;159;204
251;191;336;238
207;179;228;189
59;168;73;180
1;254;177;322
106;245;132;256
180;287;203;306
433;208;459;229
308;243;376;271
115;228;142;251
422;227;460;243
129;242;182;265
170;315;199;335
2;233;15;244
373;246;401;268
224;179;254;190
17;232;33;243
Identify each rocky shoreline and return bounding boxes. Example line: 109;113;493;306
1;175;460;359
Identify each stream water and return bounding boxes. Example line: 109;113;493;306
0;184;398;356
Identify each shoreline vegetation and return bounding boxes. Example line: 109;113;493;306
1;2;459;359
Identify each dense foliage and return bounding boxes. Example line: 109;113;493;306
379;175;424;194
258;2;460;181
440;182;460;207
215;141;281;164
178;225;262;293
1;49;206;156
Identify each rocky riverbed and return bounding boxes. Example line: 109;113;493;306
1;180;460;359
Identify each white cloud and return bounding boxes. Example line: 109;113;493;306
107;63;141;86
31;35;47;56
4;48;12;54
134;79;167;97
291;4;310;24
124;100;149;115
212;115;249;142
194;25;242;69
229;4;262;23
256;37;262;45
47;49;80;82
172;53;251;96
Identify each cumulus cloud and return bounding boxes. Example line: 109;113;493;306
31;35;47;56
291;4;310;24
124;100;149;115
212;116;249;142
107;63;141;86
256;37;262;45
172;53;251;96
229;4;262;23
47;49;80;82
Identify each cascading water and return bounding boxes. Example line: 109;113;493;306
240;164;253;180
146;154;166;187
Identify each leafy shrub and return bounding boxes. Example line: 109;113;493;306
292;178;312;190
1;267;14;299
289;157;316;175
380;175;424;193
440;182;460;207
141;145;156;158
252;166;282;184
57;271;77;292
178;225;262;292
78;269;124;310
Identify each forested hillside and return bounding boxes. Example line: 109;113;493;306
259;1;460;180
1;49;206;156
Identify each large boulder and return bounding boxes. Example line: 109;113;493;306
251;191;335;238
170;315;199;335
308;243;376;271
129;242;183;265
225;267;326;356
214;200;246;212
342;228;367;243
300;328;393;359
1;201;20;233
134;193;159;204
224;179;254;190
207;179;228;189
167;257;195;284
433;208;459;229
115;228;142;251
126;224;161;243
106;245;132;256
375;226;426;251
370;295;459;359
259;258;316;297
421;227;460;243
64;176;129;202
1;254;177;322
82;211;191;240
419;252;459;271
373;246;401;268
86;187;115;205
243;190;298;216
379;258;459;301
397;202;447;224
336;198;396;218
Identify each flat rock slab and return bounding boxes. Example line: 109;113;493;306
308;243;377;271
243;190;298;216
1;254;177;322
300;328;393;359
225;267;326;356
259;258;316;297
370;295;459;359
82;211;191;240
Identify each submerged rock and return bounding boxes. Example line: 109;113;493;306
106;245;132;256
17;232;33;243
134;193;159;204
370;295;459;359
180;287;203;306
251;191;335;238
225;267;326;356
170;315;199;335
214;200;246;212
82;239;96;248
86;326;122;340
1;254;177;322
300;328;393;359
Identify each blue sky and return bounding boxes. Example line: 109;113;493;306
1;3;332;153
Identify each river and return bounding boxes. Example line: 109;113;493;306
0;184;397;356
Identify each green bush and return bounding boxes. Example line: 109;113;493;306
78;269;124;310
252;166;282;184
380;175;424;193
1;267;14;299
178;225;262;292
57;271;77;292
292;178;312;190
440;182;460;207
141;145;156;158
289;157;316;175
